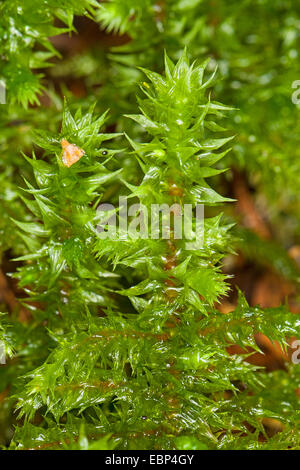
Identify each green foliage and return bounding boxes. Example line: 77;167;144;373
0;0;98;107
2;54;299;450
13;103;122;327
0;314;14;360
97;0;300;198
95;0;300;274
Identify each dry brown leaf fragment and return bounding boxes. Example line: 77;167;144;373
61;138;85;167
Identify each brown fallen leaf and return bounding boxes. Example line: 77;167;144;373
61;139;85;167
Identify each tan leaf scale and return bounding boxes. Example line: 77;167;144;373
61;138;85;167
